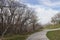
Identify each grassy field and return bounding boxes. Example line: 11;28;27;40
46;30;60;40
44;24;60;29
2;28;43;40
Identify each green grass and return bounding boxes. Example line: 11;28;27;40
47;30;60;40
44;24;60;29
3;35;28;40
2;28;43;40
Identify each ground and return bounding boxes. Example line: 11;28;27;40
1;29;42;40
47;30;60;40
26;28;60;40
2;24;60;40
2;35;28;40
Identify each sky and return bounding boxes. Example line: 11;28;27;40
20;0;60;24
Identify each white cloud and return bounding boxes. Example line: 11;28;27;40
20;0;60;24
38;0;60;7
35;7;58;24
26;4;59;24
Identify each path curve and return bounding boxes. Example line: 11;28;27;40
26;28;60;40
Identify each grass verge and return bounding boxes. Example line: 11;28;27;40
46;30;60;40
3;35;28;40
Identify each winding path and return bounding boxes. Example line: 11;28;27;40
26;28;60;40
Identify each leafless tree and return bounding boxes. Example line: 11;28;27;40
0;0;42;40
51;13;60;24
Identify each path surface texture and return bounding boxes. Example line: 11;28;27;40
26;28;60;40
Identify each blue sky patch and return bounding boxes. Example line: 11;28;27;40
23;0;40;5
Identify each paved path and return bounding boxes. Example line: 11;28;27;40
26;28;60;40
